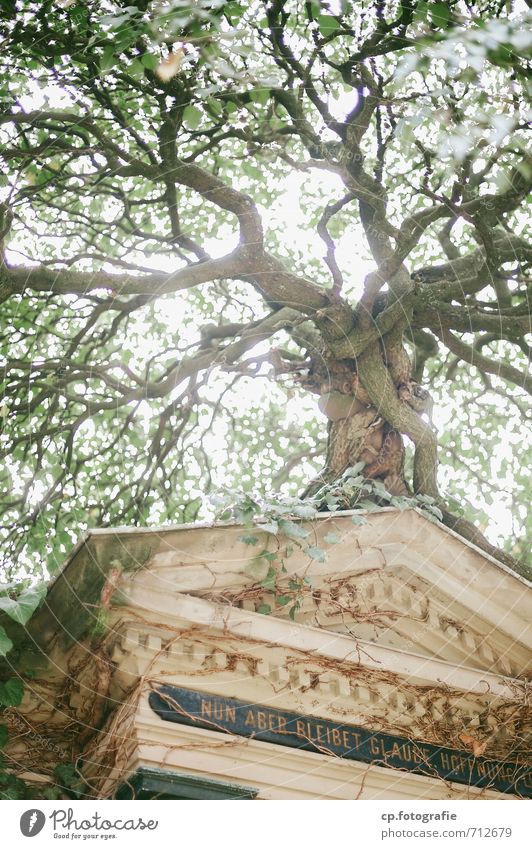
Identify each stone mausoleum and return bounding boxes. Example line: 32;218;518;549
4;508;531;799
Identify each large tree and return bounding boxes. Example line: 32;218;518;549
0;0;530;578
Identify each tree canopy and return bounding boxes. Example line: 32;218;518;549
0;0;530;579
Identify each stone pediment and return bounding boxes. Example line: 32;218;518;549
74;507;528;680
7;507;531;800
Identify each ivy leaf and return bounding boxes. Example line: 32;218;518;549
259;520;279;535
0;585;46;625
140;53;160;71
0;626;13;657
305;545;327;562
316;14;339;37
239;533;259;546
390;496;415;509
249;87;270;105
225;2;246;22
54;763;85;799
276;595;291;606
358;500;379;512
344;461;365;477
371;480;391;498
416;493;437;504
289;504;316;519
0;725;8;748
429;2;451;28
324;532;341;544
183;105;203;130
261;566;277;591
257;603;272;615
99;45;116;73
288;602;300;621
351;515;367;526
0;677;24;707
278;519;310;540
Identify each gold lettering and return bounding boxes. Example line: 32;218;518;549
332;728;342;747
370;738;380;756
201;699;212;718
391;743;402;758
225;706;236;723
451;755;468;773
257;711;267;730
440;753;451;770
342;730;350;749
245;710;256;726
351;733;361;749
213;703;223;720
315;725;324;743
401;744;412;762
296;720;306;739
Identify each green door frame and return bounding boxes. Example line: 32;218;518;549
116;767;258;800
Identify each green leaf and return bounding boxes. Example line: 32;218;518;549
0;627;13;657
278;519;310;540
290;504;316;519
206;97;223;117
128;58;145;79
249;87;270;105
324;532;341;544
140;53;160;71
358;500;379;512
429;2;451;28
100;45;116;73
0;786;24;800
0;725;8;747
305;545;327;562
288;602;300;621
344;461;365;477
54;763;85;798
0;677;24;707
261;566;277;591
257;603;272;615
259;520;279;535
316;14;339;37
0;584;46;625
183;105;203;130
351;515;367;526
239;533;259;546
225;2;246;22
276;595;291;606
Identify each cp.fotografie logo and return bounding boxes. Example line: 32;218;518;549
20;810;46;837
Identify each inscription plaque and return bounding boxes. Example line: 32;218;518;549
149;685;531;798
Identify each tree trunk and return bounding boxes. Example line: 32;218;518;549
300;336;415;499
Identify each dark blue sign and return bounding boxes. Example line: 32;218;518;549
149;685;531;798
